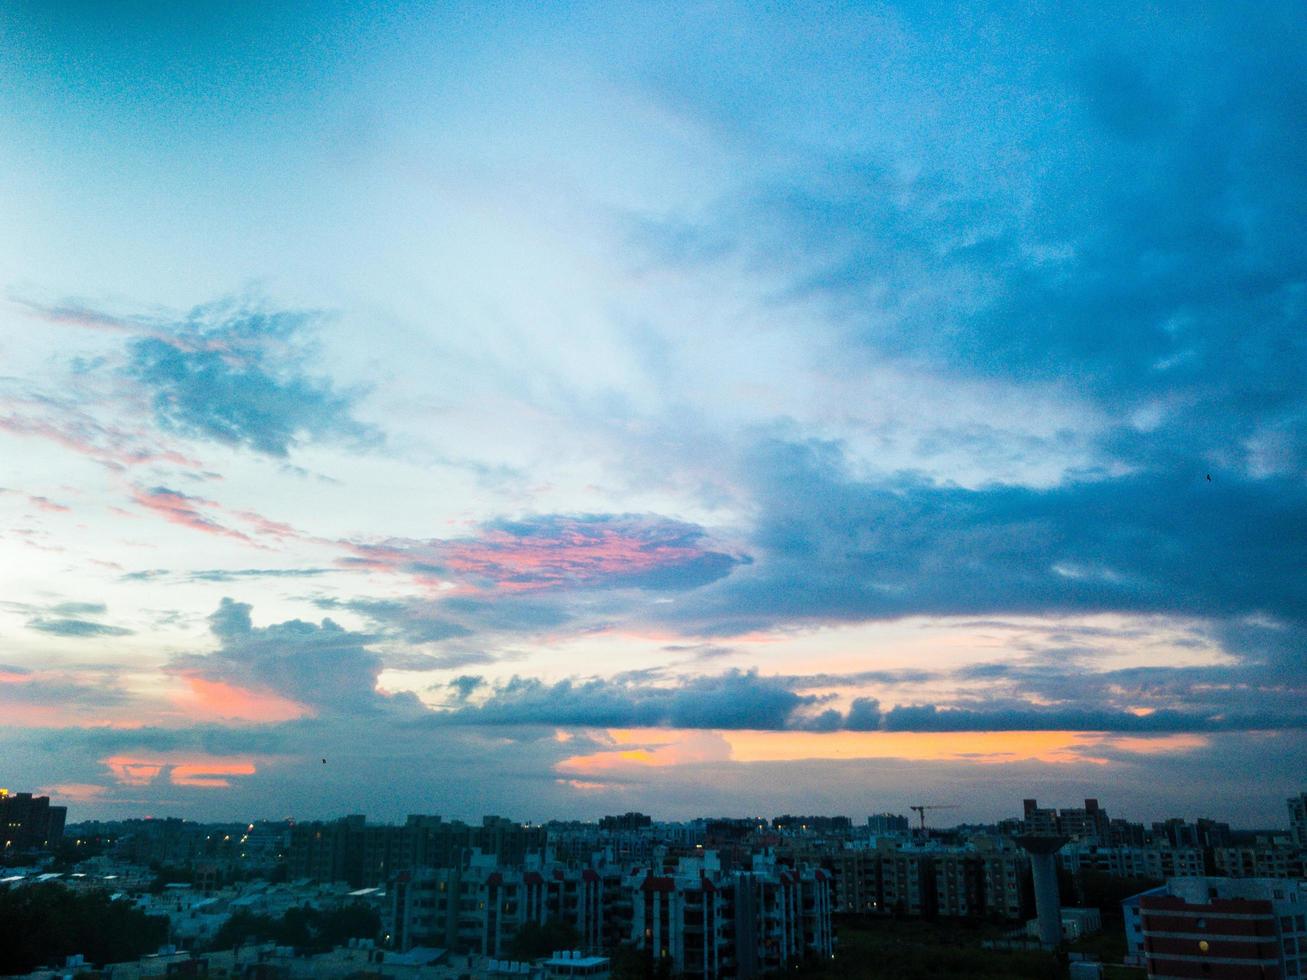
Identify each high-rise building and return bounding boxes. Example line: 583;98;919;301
867;813;910;836
287;814;547;888
1289;793;1307;848
0;789;66;853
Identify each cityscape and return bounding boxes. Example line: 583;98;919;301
2;787;1306;978
3;1;1306;978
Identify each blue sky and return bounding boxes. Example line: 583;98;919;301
1;1;1303;825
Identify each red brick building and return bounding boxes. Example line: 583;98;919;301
1140;892;1287;979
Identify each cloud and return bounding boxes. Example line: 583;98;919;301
120;298;376;457
433;669;816;730
344;513;746;593
421;665;1307;735
26;618;134;638
630;5;1307;482
132;485;252;541
844;697;883;731
129;486;307;545
318;597;473;644
879;702;1307;734
186;567;334;582
0;488;72;513
101;753;260;789
168;598;412;716
14;294;375;460
662;438;1307;637
49;602;108;616
123;567;334;583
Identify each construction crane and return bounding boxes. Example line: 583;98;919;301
909;804;958;833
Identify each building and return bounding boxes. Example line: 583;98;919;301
390;853;617;958
629;851;833;979
0;789;66;854
1022;800;1060;837
867;813;910;836
1020;799;1109;843
1024;906;1102;943
1134;877;1307;979
1213;846;1306;881
598;813;652;833
1121;885;1167;966
1058;800;1111;843
1059;843;1206;880
543;951;611;980
288;815;548;888
1290;794;1307;849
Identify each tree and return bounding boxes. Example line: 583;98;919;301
207;901;380;954
209;909;280;950
315;902;381;949
508;917;581;960
0;883;168;974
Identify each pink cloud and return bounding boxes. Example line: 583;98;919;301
128;485;310;546
131;486;252;542
344;514;743;593
15;299;234;356
0;412;204;471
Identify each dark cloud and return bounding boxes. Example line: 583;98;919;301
663;439;1307;636
420;665;1307;735
382;650;497;672
187;567;335;583
124;567;334;583
880;702;1307;734
317;597;473;644
50;602;108;616
433;669;816;730
169;598;412;715
122;298;376;457
447;675;485;701
27;617;134;638
844;697;883;731
0;675;128;709
634;5;1307;479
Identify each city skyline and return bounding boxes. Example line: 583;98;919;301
2;3;1305;826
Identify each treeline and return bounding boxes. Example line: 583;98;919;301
0;883;168;974
208;902;380;952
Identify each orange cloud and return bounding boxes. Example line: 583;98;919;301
102;753;262;789
103;756;167;786
177;677;310;723
170;762;257;788
557;727;1213;776
559;730;732;774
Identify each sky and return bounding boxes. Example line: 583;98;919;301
1;1;1304;827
